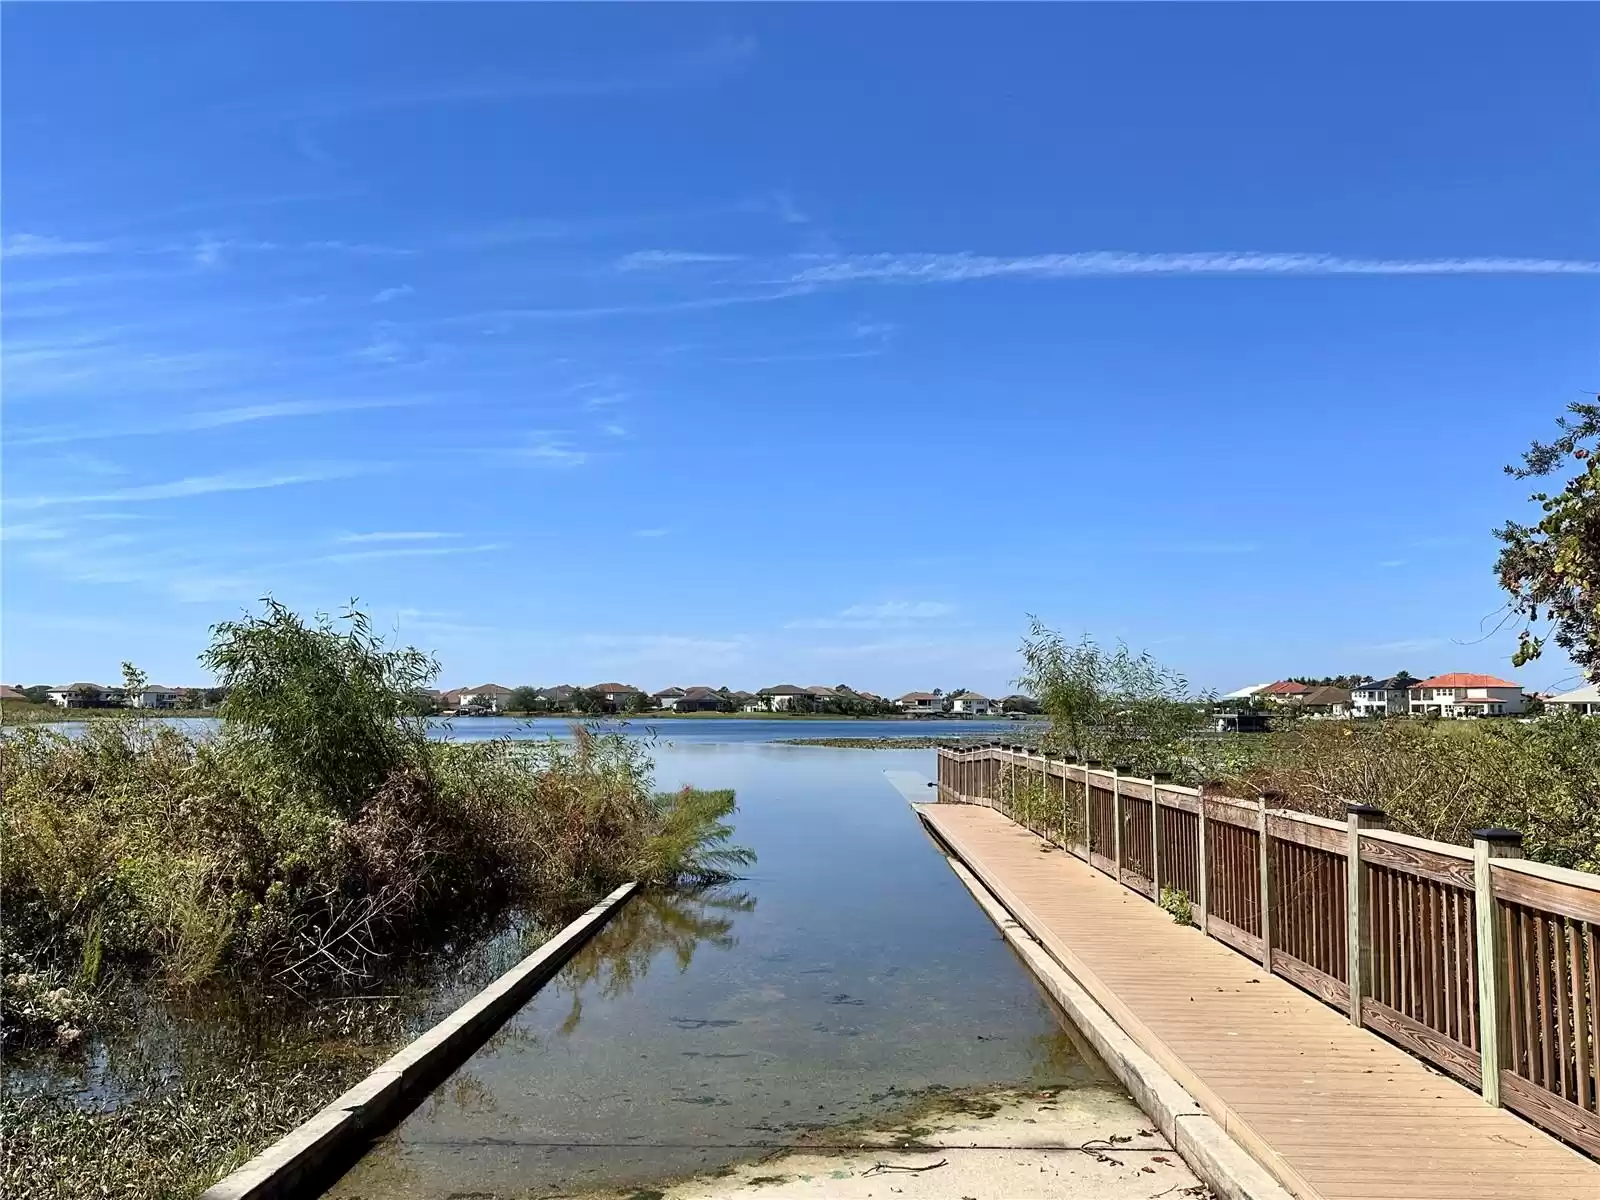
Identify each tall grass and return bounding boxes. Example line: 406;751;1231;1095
0;602;751;1030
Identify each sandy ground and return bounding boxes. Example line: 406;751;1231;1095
577;1085;1208;1200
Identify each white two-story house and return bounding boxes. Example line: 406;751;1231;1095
1351;676;1413;719
946;692;995;716
1409;673;1526;718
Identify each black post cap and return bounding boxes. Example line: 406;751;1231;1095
1346;803;1387;818
1063;754;1078;763
1472;827;1524;846
1152;771;1173;782
1113;761;1133;773
1261;789;1286;803
1085;758;1104;768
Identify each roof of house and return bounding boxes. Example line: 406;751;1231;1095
1221;683;1274;700
805;685;837;697
463;683;512;695
0;685;27;701
898;692;941;702
729;690;757;699
53;682;107;693
652;687;687;698
1354;676;1414;692
1261;680;1312;696
760;684;807;695
1299;686;1352;707
952;692;991;701
1414;673;1521;690
590;683;639;693
679;686;721;700
1548;683;1600;704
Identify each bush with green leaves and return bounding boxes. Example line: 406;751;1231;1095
1016;621;1209;775
0;602;751;1007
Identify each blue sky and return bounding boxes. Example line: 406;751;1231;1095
5;6;1599;696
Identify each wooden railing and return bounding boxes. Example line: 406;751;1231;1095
935;742;1600;1160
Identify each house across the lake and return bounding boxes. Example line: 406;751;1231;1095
895;691;945;716
946;691;995;716
1408;673;1527;718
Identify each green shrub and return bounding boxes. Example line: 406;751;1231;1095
0;602;751;1006
1159;887;1194;926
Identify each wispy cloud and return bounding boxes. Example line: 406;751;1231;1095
2;233;113;258
789;250;1600;287
9;396;428;446
634;528;669;538
315;542;503;564
513;433;589;468
1378;558;1407;568
787;600;960;630
11;463;374;509
371;284;415;303
616;249;746;271
601;422;627;438
336;531;458;544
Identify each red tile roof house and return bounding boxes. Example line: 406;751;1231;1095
1408;673;1527;718
0;684;28;703
1258;680;1314;703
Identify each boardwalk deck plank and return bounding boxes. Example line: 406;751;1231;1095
917;802;1599;1200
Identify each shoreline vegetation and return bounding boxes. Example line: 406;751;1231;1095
1;602;754;1199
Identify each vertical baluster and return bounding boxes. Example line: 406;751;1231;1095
1347;804;1387;1028
1471;828;1521;1107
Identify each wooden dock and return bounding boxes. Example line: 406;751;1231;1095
918;801;1600;1200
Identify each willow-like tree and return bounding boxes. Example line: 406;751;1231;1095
1495;399;1600;679
1016;620;1206;774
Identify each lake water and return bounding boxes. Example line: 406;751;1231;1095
324;741;1108;1199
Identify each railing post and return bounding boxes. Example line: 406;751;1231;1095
1196;781;1211;931
1473;827;1524;1107
1151;772;1171;900
1060;755;1070;848
1345;803;1388;1027
1258;791;1281;972
1111;763;1124;881
1085;760;1102;864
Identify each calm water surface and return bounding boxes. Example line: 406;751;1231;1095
327;743;1106;1199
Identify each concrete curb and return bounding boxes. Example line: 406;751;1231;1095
200;882;638;1200
923;820;1296;1200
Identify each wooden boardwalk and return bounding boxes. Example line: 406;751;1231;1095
917;801;1600;1200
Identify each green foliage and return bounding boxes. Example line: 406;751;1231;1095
119;662;148;707
1;602;751;999
22;685;50;705
1495;399;1600;676
201;599;437;817
1017;620;1207;774
1159;887;1194;926
507;685;543;712
1200;716;1600;871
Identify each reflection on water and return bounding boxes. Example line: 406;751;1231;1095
557;887;756;1036
328;745;1114;1200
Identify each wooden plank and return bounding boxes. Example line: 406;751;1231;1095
1267;813;1346;854
1120;866;1155;898
1496;867;1600;928
1157;789;1200;814
1272;948;1350;1010
1361;835;1477;890
1207;913;1264;960
1502;1070;1600;1161
1203;797;1259;829
916;803;1600;1200
1089;851;1117;878
1118;776;1154;801
1362;998;1483;1087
